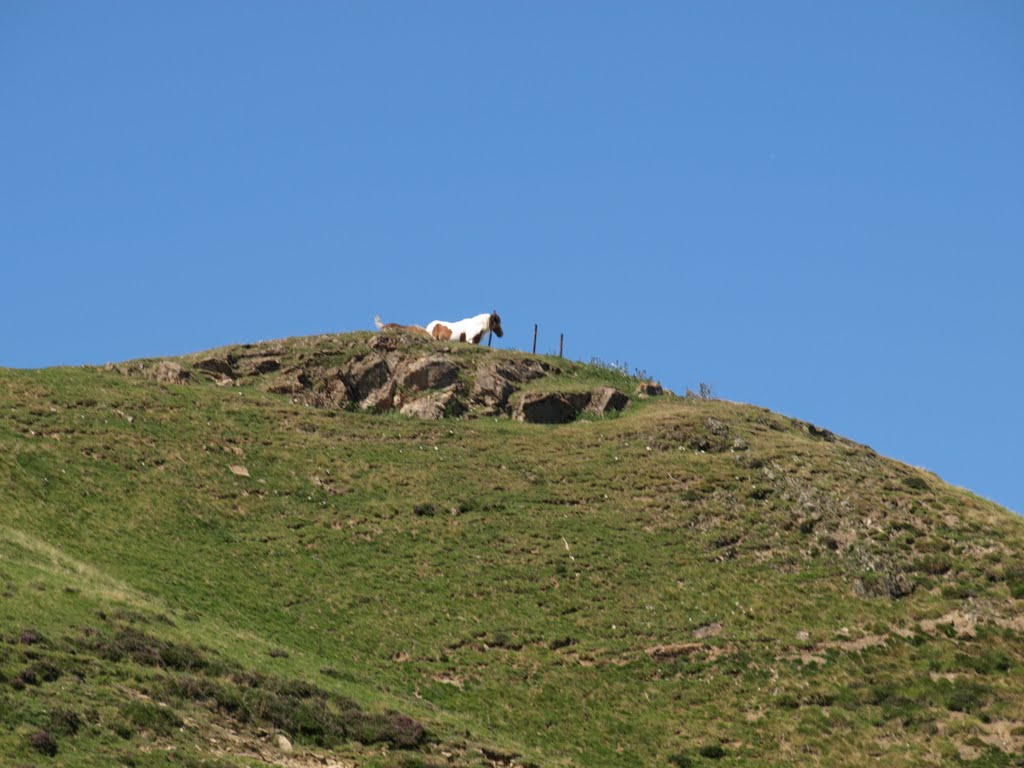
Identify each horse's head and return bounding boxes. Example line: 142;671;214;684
489;310;504;338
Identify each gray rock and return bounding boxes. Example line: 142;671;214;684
266;369;311;395
400;390;466;420
360;380;397;412
341;355;390;401
587;387;629;416
636;381;663;397
152;361;190;384
237;356;281;376
473;359;548;409
194;356;235;378
396;355;460;391
514;391;591;424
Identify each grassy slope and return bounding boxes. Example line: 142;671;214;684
1;334;1023;767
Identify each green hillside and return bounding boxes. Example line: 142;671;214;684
2;331;1023;767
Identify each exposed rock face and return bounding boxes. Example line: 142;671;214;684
341;356;390;402
395;356;460;392
515;392;591;424
588;387;630;416
194;356;235;378
360;380;397;413
400;389;466;420
472;359;548;410
152;361;190;384
237;357;281;376
124;339;640;422
266;369;311;396
637;381;663;397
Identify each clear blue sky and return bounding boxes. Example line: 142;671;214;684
2;3;1022;514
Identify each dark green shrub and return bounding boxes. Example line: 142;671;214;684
947;680;987;713
19;629;45;645
49;708;81;736
1004;564;1024;599
28;729;57;756
903;476;929;492
698;744;726;759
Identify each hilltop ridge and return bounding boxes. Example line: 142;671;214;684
1;331;1023;767
105;328;665;423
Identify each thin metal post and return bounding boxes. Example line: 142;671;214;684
532;324;538;355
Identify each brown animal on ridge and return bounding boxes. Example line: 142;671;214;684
373;315;432;338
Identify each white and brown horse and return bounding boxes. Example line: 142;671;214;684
375;311;503;344
425;311;503;344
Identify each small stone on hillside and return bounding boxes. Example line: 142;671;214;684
587;387;629;416
153;361;190;384
693;621;723;639
194;356;235;378
401;390;465;420
229;465;250;477
515;392;591;424
636;381;663;397
274;734;292;753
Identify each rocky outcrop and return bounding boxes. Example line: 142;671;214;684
194;356;235;379
395;356;460;392
588;386;630;416
472;359;548;411
400;389;466;420
339;356;390;402
120;334;656;422
152;361;190;384
514;391;591;424
636;381;663;397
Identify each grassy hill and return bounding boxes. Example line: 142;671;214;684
2;331;1023;767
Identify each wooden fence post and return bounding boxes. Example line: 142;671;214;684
532;324;538;355
559;333;564;358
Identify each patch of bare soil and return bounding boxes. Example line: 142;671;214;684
919;610;977;637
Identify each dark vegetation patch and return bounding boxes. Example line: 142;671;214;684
122;699;183;735
48;707;82;736
902;475;930;492
18;629;45;645
1004;564;1024;599
27;728;58;757
698;744;726;759
166;670;425;749
77;626;208;671
4;623;427;754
